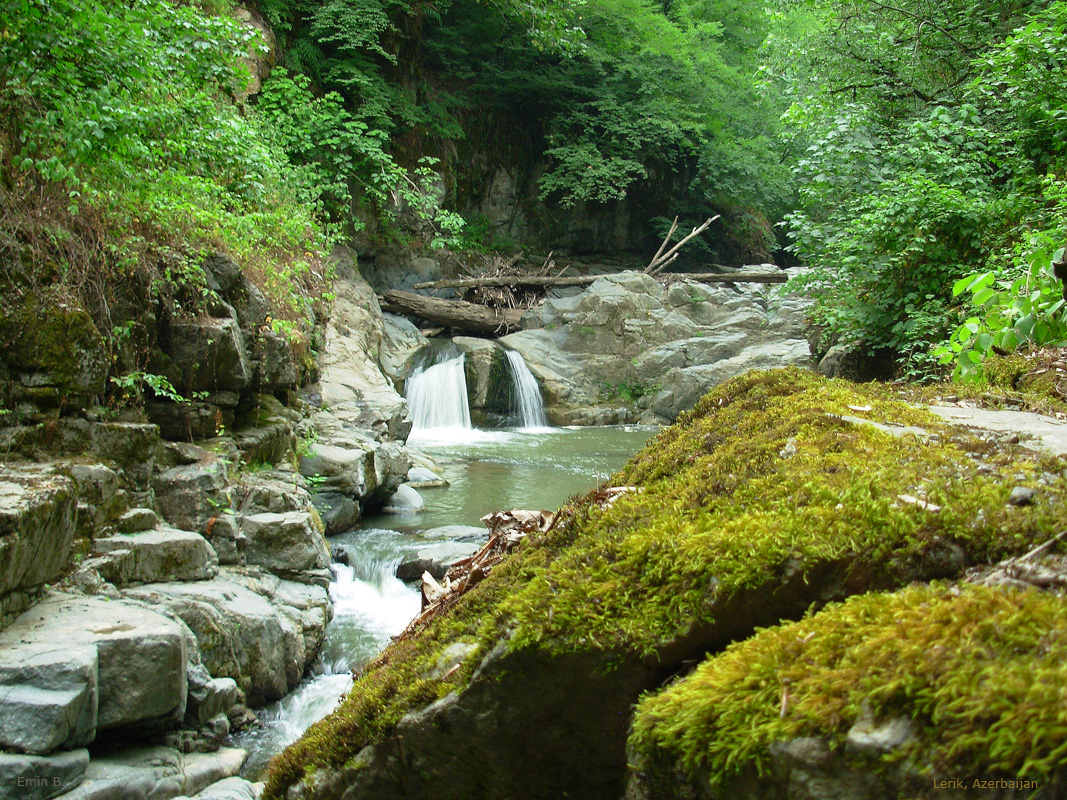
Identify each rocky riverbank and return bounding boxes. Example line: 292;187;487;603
264;368;1067;800
0;251;420;800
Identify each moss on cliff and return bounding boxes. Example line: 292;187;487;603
630;581;1067;792
264;368;1067;798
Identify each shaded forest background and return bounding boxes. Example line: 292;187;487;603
2;0;1067;395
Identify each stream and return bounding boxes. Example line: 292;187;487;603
232;351;657;777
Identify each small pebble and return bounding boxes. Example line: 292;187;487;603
1008;486;1036;507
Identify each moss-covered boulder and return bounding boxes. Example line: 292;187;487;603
264;368;1067;800
0;291;109;406
628;582;1067;799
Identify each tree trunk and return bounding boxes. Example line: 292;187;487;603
380;290;526;335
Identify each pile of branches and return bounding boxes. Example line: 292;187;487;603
457;251;559;311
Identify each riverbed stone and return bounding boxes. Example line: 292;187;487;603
382;484;424;514
0;594;190;736
239;511;330;577
93;527;219;585
0;749;89;800
405;466;447;488
0;468;77;602
396;541;479;581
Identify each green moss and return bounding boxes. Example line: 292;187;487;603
263;368;1067;798
630;582;1067;789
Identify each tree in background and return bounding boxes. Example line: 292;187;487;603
767;0;1067;380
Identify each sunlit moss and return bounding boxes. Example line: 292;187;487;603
263;368;1067;799
630;582;1067;790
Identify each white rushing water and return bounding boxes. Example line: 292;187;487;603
405;351;472;431
504;350;549;429
234;558;420;776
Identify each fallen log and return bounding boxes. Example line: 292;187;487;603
411;270;788;291
380;289;525;335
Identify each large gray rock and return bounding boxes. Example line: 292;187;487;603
0;749;88;800
299;437;410;512
0;595;190;741
0;468;76;602
94;528;219;585
453;337;510;419
505;271;813;423
314;276;411;440
396;541;479;581
125;575;316;706
0;646;97;754
154;461;232;534
378;313;431;383
650;339;813;420
239;512;330;577
165;315;251;394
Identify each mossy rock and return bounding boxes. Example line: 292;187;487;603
628;581;1067;799
264;368;1067;800
0;291;108;400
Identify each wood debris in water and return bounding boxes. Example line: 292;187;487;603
390;486;641;646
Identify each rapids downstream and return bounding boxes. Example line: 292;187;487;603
233;348;656;776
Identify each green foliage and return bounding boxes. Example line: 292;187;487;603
0;0;331;345
772;0;1067;377
935;196;1067;381
631;582;1067;789
109;371;187;406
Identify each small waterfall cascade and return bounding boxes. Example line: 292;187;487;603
405;345;472;431
504;350;549;429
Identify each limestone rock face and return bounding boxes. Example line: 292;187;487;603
0;595;191;744
126;572;328;706
314;272;410;440
93;527;220;585
239;512;330;578
0;468;77;602
501;270;813;423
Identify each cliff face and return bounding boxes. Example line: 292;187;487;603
264;368;1067;800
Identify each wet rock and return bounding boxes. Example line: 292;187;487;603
0;749;89;800
183;776;261;800
249;330;299;394
185;664;242;729
379;313;431;384
396;542;480;581
421;525;489;542
383;484;424;514
406;466;447;488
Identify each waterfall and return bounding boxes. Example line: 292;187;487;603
405;347;471;431
505;350;549;429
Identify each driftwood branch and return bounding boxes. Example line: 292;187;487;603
411;270;786;292
645;215;720;274
380;289;525;335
